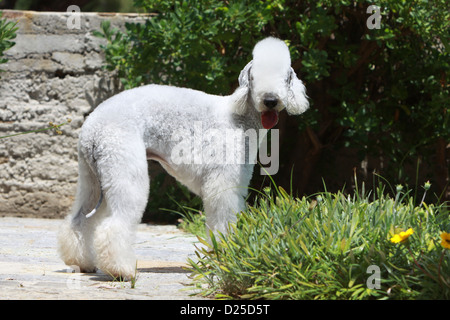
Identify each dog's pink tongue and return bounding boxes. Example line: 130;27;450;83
261;110;279;129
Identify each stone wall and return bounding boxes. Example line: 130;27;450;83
0;10;147;218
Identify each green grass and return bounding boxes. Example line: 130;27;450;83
187;182;450;300
176;207;206;238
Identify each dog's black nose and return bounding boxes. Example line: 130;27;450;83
263;97;278;109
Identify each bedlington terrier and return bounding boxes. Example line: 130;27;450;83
57;37;309;280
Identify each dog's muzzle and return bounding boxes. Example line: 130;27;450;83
261;94;279;129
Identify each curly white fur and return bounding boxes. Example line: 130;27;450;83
57;37;309;280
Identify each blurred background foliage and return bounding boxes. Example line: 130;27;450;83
0;10;16;67
1;0;448;222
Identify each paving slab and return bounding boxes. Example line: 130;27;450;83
0;217;206;300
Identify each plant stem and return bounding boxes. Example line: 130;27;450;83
408;247;439;285
0;120;70;139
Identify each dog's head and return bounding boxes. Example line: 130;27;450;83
231;37;309;129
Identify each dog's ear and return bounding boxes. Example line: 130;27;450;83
230;61;252;115
238;60;253;87
286;67;309;115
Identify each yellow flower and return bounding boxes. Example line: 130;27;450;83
390;228;414;243
441;232;450;249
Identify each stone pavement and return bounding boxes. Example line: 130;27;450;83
0;217;207;300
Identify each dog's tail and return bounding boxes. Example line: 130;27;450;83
85;190;103;218
73;146;104;219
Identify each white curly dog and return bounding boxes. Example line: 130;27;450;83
57;37;309;280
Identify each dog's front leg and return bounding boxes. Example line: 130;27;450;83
201;168;251;239
203;191;245;238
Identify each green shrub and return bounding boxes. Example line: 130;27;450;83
189;182;450;299
0;11;17;71
93;0;282;93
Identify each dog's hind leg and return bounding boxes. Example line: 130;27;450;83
57;148;101;273
92;135;150;280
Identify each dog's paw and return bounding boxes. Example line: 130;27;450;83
79;266;98;273
67;265;97;273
